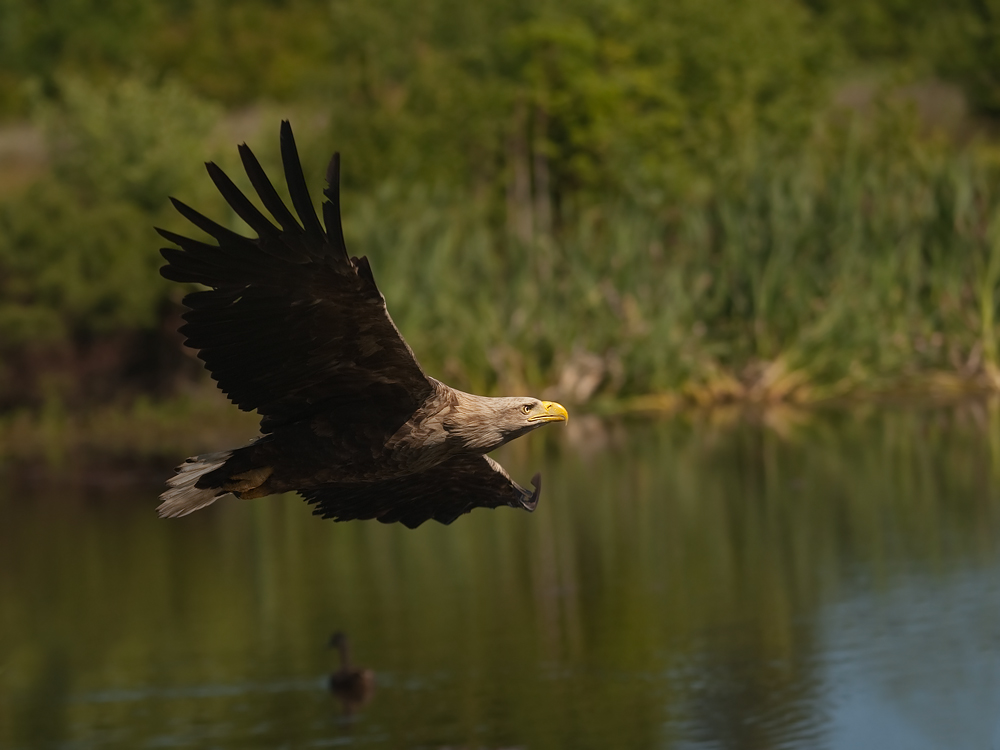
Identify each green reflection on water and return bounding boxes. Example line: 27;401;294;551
1;406;999;749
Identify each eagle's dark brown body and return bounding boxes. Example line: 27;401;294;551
157;122;567;528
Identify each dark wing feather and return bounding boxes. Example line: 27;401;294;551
300;455;542;528
280;123;327;244
159;120;433;433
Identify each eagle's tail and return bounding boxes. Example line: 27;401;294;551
157;450;233;518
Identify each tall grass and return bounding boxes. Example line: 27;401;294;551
344;116;1000;406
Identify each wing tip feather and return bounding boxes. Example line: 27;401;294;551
326;152;341;188
278;120;325;242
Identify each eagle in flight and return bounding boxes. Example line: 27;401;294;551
156;122;568;528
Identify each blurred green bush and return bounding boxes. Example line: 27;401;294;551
0;0;833;199
0;77;221;405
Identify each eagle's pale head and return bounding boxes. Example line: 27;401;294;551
448;393;568;453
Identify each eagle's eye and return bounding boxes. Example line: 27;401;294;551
521;404;532;414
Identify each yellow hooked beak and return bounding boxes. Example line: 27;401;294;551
528;401;569;424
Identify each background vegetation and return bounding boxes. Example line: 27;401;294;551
3;0;1000;418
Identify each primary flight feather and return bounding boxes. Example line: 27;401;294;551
157;121;568;528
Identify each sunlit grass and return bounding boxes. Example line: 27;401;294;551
349;120;1000;406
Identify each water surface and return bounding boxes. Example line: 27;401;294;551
2;406;999;748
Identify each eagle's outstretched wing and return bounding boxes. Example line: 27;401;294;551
158;121;433;434
300;454;541;528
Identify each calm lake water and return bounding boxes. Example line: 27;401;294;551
2;406;1000;749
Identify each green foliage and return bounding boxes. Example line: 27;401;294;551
808;0;1000;114
0;0;158;113
0;77;219;345
318;0;833;204
3;0;1000;406
5;76;1000;405
146;0;336;105
2;0;834;199
0;181;151;343
342;110;1000;401
40;76;219;211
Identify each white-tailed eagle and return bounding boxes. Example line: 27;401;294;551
156;122;568;528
